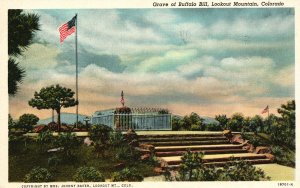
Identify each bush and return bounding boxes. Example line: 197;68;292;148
24;167;53;182
270;146;295;167
271;146;284;158
205;123;222;131
109;131;125;147
190;124;200;131
90;124;112;157
90;124;112;144
37;130;55;152
111;168;143;182
116;145;141;163
219;159;270;181
178;150;204;181
165;151;269;181
9;135;32;154
73;166;105;182
54;132;80;160
48;155;61;168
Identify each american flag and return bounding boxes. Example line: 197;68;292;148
59;15;76;43
261;105;269;114
120;91;125;106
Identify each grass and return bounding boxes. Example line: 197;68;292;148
9;138;156;182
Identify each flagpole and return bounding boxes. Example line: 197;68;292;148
267;105;270;132
75;13;79;128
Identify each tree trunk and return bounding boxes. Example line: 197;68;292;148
56;108;61;132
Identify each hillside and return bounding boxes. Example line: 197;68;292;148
38;113;90;125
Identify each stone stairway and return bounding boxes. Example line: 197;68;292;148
137;132;273;169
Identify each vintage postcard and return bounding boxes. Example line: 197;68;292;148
1;0;299;187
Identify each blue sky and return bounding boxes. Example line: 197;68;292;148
10;8;295;119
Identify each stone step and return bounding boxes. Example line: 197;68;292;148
138;133;225;139
141;140;230;146
155;148;248;157
165;159;273;169
155;144;243;152
162;153;268;165
138;136;227;142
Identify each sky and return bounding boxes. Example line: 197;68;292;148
9;8;295;119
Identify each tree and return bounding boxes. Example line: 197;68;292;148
8;9;40;96
8;58;25;96
269;100;295;149
227;113;244;132
249;115;264;133
8;114;16;132
277;100;295;128
28;85;77;131
18;113;39;132
215;114;229;129
171;116;183;131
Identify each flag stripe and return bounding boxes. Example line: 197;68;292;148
59;21;76;43
261;105;269;114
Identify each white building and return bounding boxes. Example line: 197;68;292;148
91;107;172;131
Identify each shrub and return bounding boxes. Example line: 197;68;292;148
54;132;80;160
109;131;125;147
271;146;284;158
270;146;295;167
116;145;141;163
89;124;112;157
190;124;200;131
48;155;61;168
165;151;269;181
37;130;54;152
73;166;105;182
178;150;204;181
219;159;270;181
9;135;32;154
205;123;222;131
90;124;112;144
24;167;53;182
111;168;143;182
145;155;160;167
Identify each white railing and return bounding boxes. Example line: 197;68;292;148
91;113;172;131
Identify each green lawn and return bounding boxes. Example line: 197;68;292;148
9;138;156;182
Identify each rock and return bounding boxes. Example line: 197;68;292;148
83;137;93;146
243;143;255;152
255;146;271;154
139;144;155;151
47;147;64;152
230;134;245;144
141;154;150;161
129;139;139;147
135;147;151;155
153;167;164;174
265;153;275;161
223;130;232;138
114;162;125;170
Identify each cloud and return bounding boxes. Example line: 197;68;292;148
16;43;60;70
135;49;198;72
9;9;294;120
